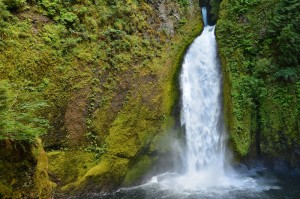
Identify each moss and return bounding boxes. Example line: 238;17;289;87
105;94;159;159
64;156;130;194
0;183;12;199
1;0;203;196
217;0;300;162
30;139;55;198
55;1;202;194
91;106;114;142
123;155;155;186
47;150;97;186
0;139;54;198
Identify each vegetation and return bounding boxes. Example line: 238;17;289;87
0;81;48;142
0;139;54;198
217;0;300;163
0;0;202;197
3;0;299;197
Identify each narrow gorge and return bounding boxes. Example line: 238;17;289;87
0;0;299;198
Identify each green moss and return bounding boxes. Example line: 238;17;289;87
59;2;202;193
217;0;300;160
0;183;12;199
47;150;97;186
123;155;155;186
104;94;159;159
1;0;203;195
64;156;129;193
32;140;55;198
0;139;53;198
91;106;114;142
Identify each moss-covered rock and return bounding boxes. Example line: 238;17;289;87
45;1;202;196
0;139;54;198
1;0;202;196
47;150;97;187
217;0;300;166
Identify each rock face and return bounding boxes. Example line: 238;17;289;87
217;0;300;169
0;140;54;198
0;0;202;197
51;1;202;196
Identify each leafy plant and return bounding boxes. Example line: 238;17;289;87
275;68;298;82
0;81;49;142
177;0;189;6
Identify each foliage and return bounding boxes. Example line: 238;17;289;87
85;131;107;160
2;0;26;11
217;0;300;158
177;0;189;6
0;0;202;195
0;139;54;198
268;0;300;68
0;81;49;142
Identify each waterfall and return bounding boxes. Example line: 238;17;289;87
181;7;225;175
144;7;272;195
201;7;208;26
178;7;229;188
181;24;226;173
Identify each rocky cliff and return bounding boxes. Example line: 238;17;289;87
0;0;202;197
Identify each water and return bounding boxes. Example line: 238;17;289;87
82;170;300;199
201;7;208;27
77;8;300;199
181;24;225;177
95;187;293;199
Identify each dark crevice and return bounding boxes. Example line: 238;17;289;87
254;98;262;159
199;0;222;26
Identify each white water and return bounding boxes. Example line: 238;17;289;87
108;8;278;198
180;8;227;183
144;8;277;194
201;7;208;27
181;23;224;174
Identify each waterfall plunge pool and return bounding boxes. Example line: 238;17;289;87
76;167;300;199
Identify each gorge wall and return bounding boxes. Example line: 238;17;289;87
216;0;300;170
0;0;202;197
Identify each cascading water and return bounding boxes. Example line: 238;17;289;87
92;7;281;199
201;7;208;27
181;9;225;175
145;7;275;193
173;7;232;189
